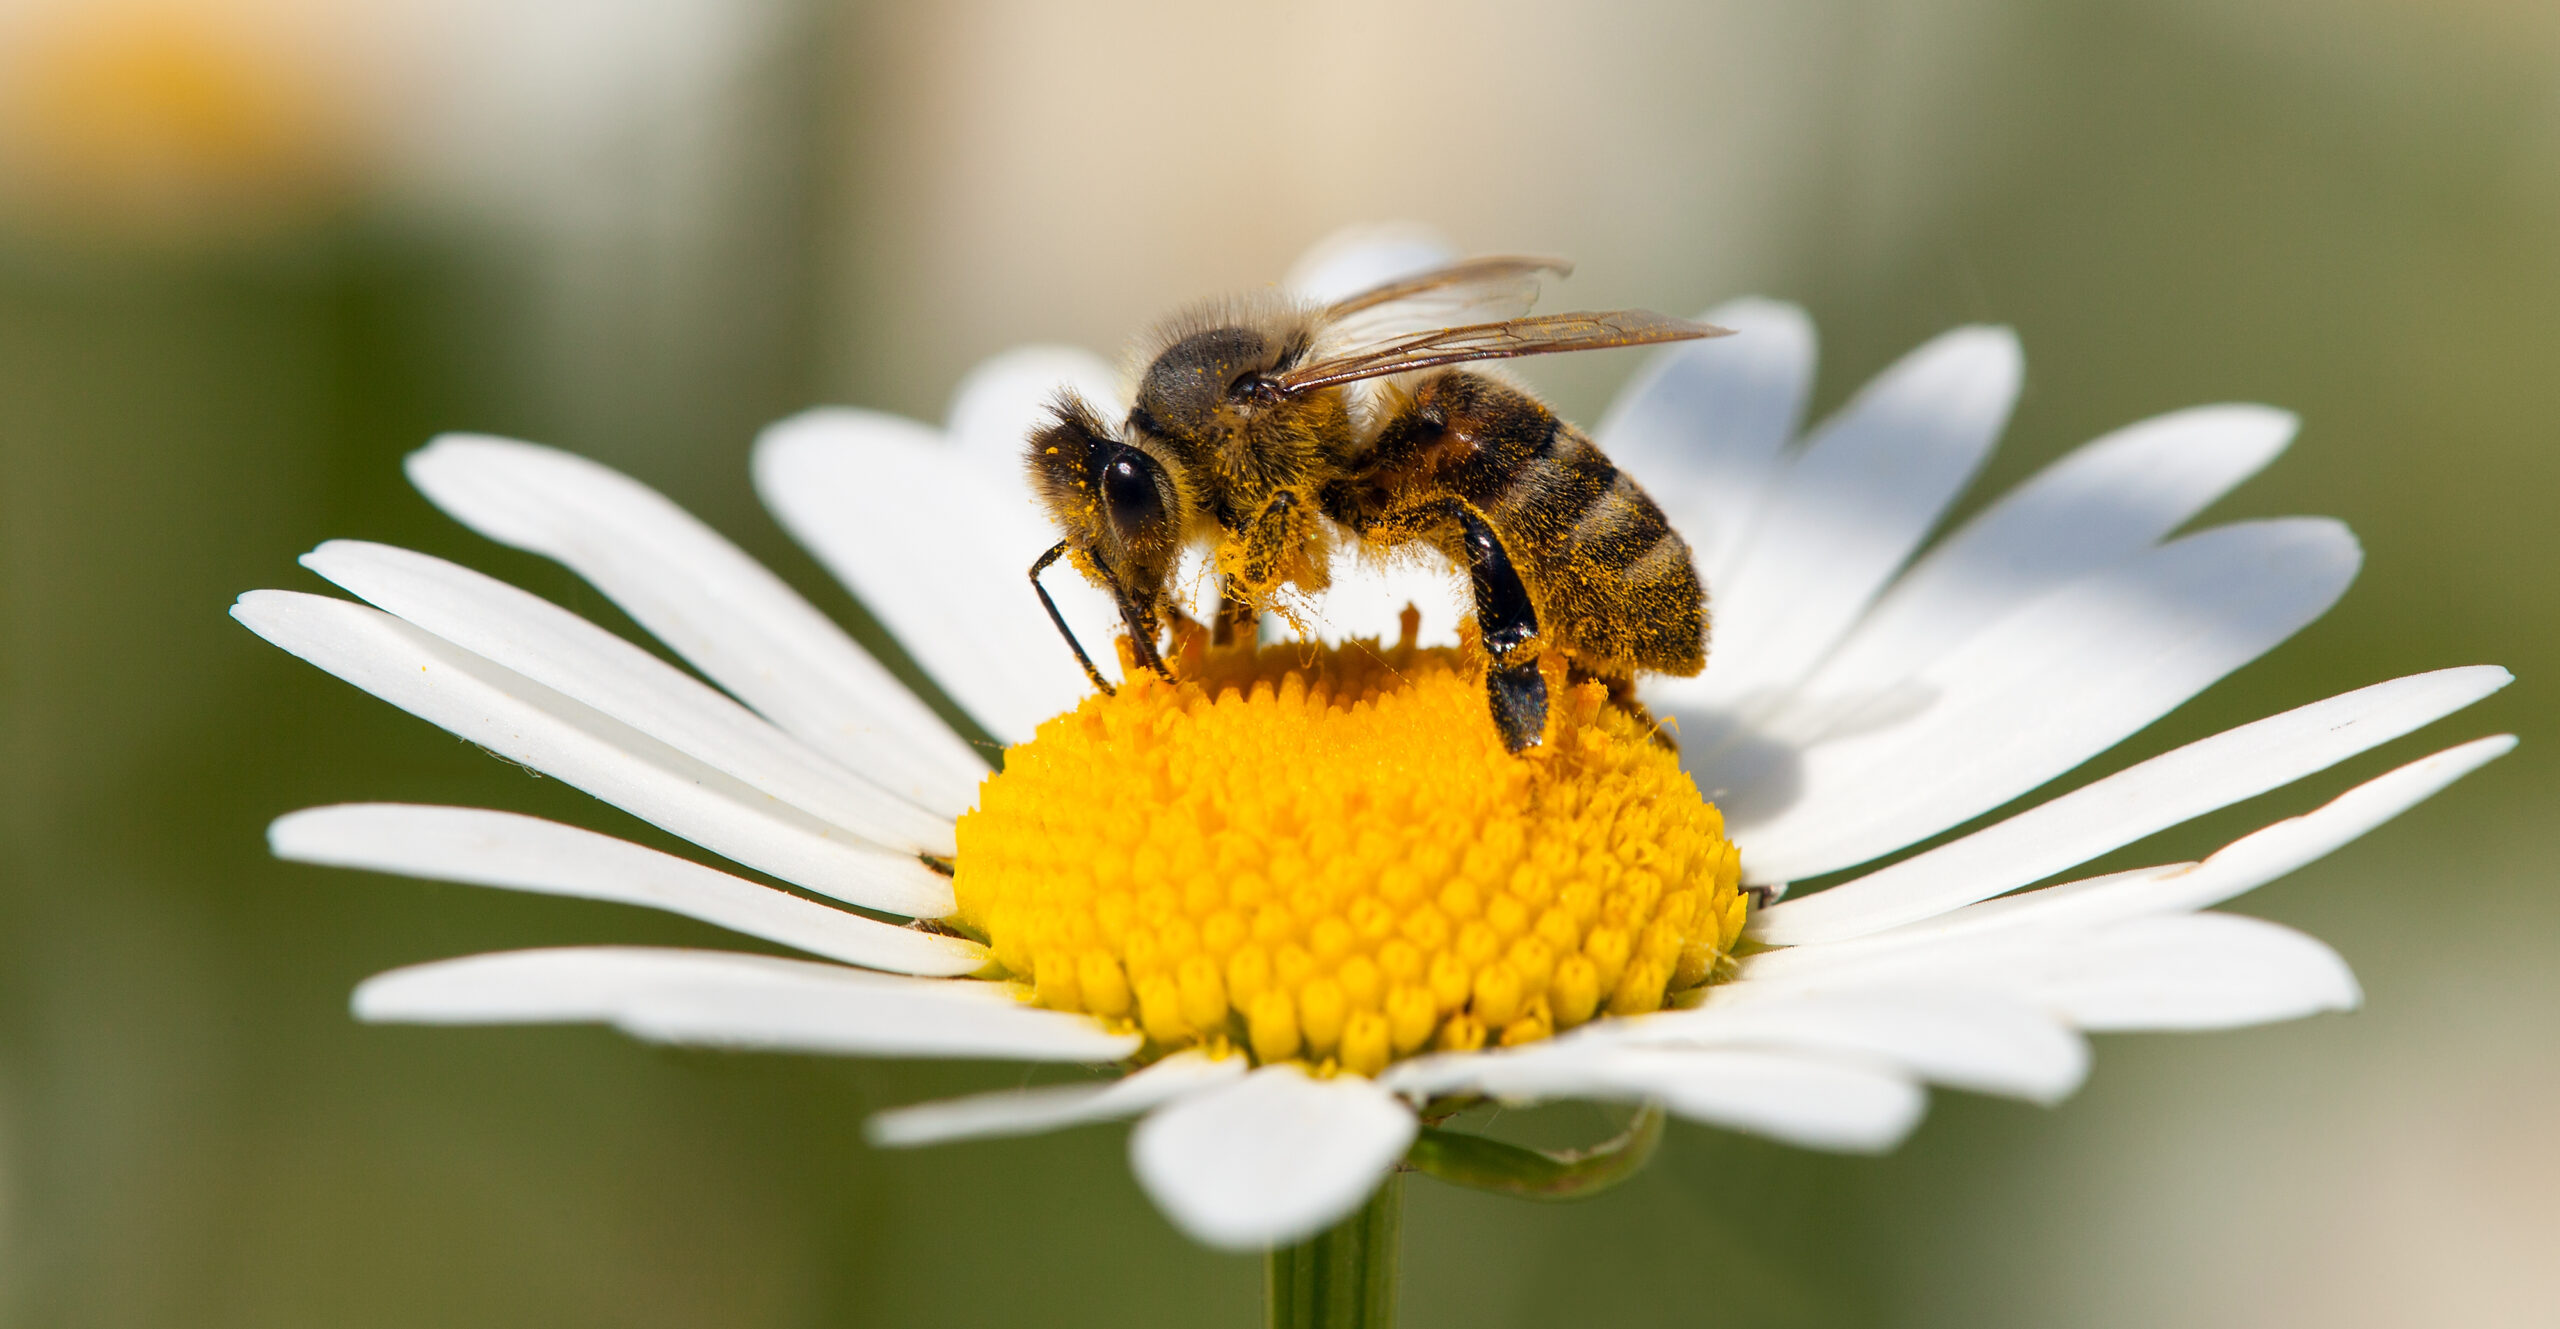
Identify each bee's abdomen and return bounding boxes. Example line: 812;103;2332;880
1352;371;1706;678
1485;420;1704;677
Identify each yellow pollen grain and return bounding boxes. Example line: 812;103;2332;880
950;632;1746;1076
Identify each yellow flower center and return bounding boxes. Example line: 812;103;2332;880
952;618;1746;1077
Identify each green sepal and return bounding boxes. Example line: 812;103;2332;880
1402;1101;1665;1201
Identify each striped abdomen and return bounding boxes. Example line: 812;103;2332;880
1327;370;1706;678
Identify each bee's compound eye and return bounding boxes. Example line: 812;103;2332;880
1102;449;1167;540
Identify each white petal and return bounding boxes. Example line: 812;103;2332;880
866;1048;1247;1148
1741;866;2188;986
2028;914;2361;1031
943;344;1125;487
1129;1064;1417;1251
1738;913;2361;1033
2125;734;2516;916
1614;1049;1928;1152
1283;223;1457;303
755;408;1109;743
355;947;1137;1061
405;435;987;815
1384;1044;1925;1154
1660;326;2020;713
1776;735;2520;966
1807;404;2296;699
1722;517;2362;881
272;804;983;976
303;540;953;853
233;590;953;918
1589;987;2088;1104
1595;297;1816;586
1752;667;2512;944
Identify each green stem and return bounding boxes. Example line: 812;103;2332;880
1266;1173;1402;1329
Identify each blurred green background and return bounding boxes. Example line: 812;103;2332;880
2;1;2552;1325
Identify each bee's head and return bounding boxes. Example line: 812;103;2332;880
1026;390;1189;602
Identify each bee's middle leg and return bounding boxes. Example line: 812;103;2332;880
1230;490;1329;602
1210;588;1255;648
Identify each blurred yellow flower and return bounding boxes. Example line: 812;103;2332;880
0;0;359;238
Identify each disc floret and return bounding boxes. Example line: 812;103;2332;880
952;623;1745;1075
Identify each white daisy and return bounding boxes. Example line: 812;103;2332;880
234;234;2512;1258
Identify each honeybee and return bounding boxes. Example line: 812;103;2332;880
1026;256;1726;752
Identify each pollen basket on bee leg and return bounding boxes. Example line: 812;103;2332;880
949;631;1746;1076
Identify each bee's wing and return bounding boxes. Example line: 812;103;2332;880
1320;255;1573;342
1274;310;1732;395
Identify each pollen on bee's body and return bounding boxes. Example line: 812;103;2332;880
949;626;1745;1077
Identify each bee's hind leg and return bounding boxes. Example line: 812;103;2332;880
1486;657;1546;754
1453;507;1546;753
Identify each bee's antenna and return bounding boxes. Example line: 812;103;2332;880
1030;541;1115;696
